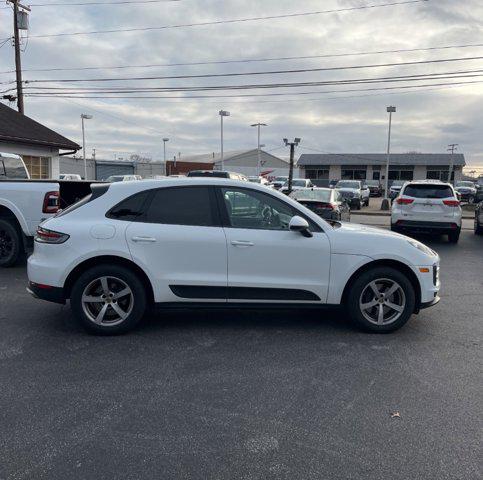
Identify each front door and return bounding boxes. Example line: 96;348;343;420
125;186;227;303
217;186;331;303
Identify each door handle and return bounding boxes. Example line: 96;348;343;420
131;236;157;243
231;240;254;247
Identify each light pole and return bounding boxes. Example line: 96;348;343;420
447;143;458;184
251;123;267;176
163;138;169;174
219;110;230;170
381;106;396;211
81;114;93;180
283;138;301;194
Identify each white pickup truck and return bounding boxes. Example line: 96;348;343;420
0;152;95;267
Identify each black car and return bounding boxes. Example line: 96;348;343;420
365;180;383;197
290;187;351;221
475;201;483;235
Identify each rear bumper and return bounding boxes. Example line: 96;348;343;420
393;220;460;234
27;281;65;304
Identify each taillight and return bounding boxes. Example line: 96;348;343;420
314;203;334;210
443;199;460;207
35;227;69;244
396;197;414;205
42;191;59;214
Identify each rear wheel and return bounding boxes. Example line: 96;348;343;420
0;219;21;267
346;267;416;333
448;229;461;244
355;200;361;210
365;197;370;207
71;264;147;334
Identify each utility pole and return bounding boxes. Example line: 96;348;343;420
447;143;458;184
9;0;30;114
381;106;396;211
251;123;267;177
283;138;301;194
219;110;230;170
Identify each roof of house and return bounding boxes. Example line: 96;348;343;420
0;103;80;150
179;149;288;165
298;153;466;167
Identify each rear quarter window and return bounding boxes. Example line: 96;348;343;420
403;184;454;199
106;191;150;221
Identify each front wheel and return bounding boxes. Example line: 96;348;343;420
346;267;416;333
71;264;147;334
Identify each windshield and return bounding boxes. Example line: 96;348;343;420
455;181;474;187
248;177;260;183
274;177;287;182
391;181;405;187
291;189;331;202
366;180;379;186
106;176;124;182
337;181;360;189
290;180;306;187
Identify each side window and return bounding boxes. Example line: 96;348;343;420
145;186;217;227
107;191;150;221
221;187;321;232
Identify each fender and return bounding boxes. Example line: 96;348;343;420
0;198;29;235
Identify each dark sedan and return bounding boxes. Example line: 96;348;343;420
290;188;351;221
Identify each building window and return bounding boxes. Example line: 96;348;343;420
427;169;454;181
305;169;329;180
388;169;414;181
341;169;366;180
22;156;50;179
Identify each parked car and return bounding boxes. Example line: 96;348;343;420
391;180;462;243
280;178;314;194
27;178;441;335
59;174;82;181
290;187;350;222
365;180;383;197
0;152;97;267
335;180;369;209
269;176;289;190
187;170;247;181
475;183;483;203
454;181;477;203
105;175;142;182
389;180;406;201
474;201;483;235
248;176;272;187
329;179;339;189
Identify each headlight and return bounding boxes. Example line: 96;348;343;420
407;239;435;256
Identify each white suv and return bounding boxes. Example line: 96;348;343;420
27;179;440;334
391;180;462;243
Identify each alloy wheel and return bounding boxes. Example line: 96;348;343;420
81;276;134;326
0;229;14;260
359;278;406;326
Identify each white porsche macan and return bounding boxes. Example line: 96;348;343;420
27;178;441;334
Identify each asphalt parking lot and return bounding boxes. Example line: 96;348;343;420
0;231;481;480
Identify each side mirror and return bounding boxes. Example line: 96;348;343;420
289;216;313;238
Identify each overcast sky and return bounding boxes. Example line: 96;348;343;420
1;0;482;171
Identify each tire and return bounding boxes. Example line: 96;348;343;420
346;266;416;333
0;219;21;267
448;229;461;244
71;264;147;335
355;200;362;210
365;197;370;207
475;218;483;235
390;224;400;233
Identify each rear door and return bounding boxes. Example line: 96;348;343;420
401;184;457;222
124;186;228;303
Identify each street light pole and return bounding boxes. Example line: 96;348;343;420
219;110;230;170
382;106;396;210
81;114;93;180
251;123;267;176
283;138;301;194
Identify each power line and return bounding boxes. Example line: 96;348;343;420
22;79;483;99
28;0;429;38
0;0;181;9
2;41;481;75
21;56;483;84
14;70;483;96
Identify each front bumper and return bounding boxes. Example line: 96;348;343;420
27;282;65;304
420;295;441;310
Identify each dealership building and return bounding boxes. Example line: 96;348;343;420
297;153;466;184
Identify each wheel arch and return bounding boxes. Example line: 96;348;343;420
63;255;155;305
341;259;422;311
